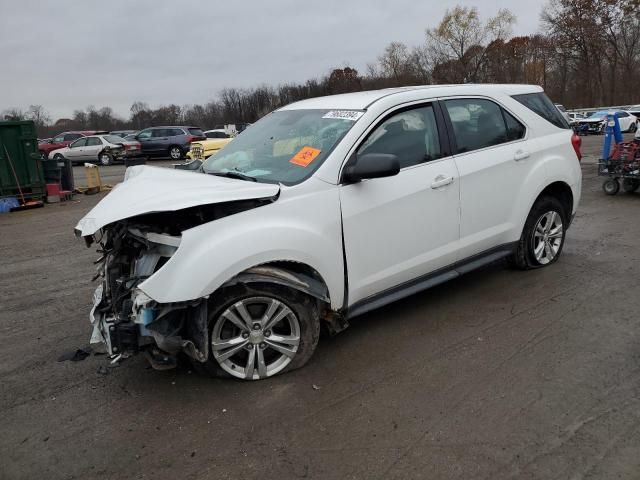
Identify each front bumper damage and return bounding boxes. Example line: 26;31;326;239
87;225;208;369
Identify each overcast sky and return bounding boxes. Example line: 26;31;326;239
0;0;546;120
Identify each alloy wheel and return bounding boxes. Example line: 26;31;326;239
170;147;182;160
532;211;564;265
211;296;301;380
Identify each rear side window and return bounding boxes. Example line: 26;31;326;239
512;93;570;129
86;137;102;146
503;110;526;141
188;128;204;136
444;99;525;154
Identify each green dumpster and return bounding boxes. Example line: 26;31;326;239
0;121;45;201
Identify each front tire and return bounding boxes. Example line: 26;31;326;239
198;283;320;381
603;178;620;195
510;196;567;270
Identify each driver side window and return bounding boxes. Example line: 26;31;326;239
70;138;87;148
357;104;442;169
137;129;152;140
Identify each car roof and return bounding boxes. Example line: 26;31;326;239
280;84;542;111
148;126;200;129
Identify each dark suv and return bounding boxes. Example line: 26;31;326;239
133;126;205;160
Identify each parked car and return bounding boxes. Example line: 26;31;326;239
185;135;233;161
567;112;584;125
204;129;232;139
131;126;205;160
75;84;582;381
625;107;640;128
38;138;51;144
577;110;637;134
50;134;143;165
38;131;107;159
110;130;136;138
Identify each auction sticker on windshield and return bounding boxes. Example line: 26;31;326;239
290;146;321;167
322;110;364;121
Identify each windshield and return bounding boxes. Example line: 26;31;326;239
589;111;609;118
105;135;126;143
202;109;361;184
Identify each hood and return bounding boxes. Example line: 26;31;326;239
75;165;280;236
194;138;232;149
49;145;72;155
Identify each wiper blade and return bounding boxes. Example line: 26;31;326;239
207;170;257;182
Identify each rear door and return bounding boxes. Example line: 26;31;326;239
150;128;170;154
83;137;104;161
441;97;530;260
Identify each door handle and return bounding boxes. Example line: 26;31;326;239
514;149;530;161
431;175;454;189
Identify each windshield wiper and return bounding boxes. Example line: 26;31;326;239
207;170;257;182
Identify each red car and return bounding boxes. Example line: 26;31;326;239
39;131;107;159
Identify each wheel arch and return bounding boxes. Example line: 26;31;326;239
536;181;574;223
221;261;331;305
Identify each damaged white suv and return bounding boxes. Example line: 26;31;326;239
76;84;582;380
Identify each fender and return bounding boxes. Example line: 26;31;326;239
139;180;345;309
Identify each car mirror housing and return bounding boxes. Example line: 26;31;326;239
342;153;400;183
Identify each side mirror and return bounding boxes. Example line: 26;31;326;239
342;153;400;183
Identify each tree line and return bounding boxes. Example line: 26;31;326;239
4;0;640;137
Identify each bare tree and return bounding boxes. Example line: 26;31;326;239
25;105;51;128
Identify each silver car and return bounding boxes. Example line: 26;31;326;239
49;135;143;166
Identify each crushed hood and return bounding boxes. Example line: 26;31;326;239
75;165;280;236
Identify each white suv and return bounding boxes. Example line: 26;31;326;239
76;84;582;380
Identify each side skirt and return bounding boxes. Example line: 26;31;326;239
346;243;517;320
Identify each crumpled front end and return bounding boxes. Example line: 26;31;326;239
88;222;209;368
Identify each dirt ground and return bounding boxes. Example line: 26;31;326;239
1;135;639;480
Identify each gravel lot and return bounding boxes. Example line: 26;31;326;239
1;135;639;479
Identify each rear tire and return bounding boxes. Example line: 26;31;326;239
195;283;320;381
509;195;567;270
99;152;113;166
169;146;183;160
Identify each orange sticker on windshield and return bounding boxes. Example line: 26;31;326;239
290;146;321;167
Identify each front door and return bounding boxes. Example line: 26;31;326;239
65;138;87;161
136;129;154;154
340;103;461;306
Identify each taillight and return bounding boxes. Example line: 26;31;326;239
571;133;582;161
185;135;197;143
